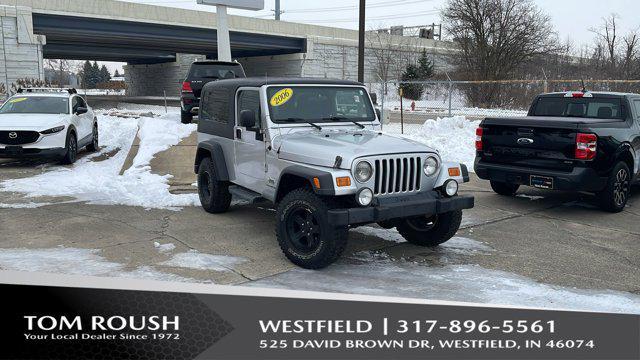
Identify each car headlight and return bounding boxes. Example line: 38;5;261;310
444;180;459;197
356;188;374;206
423;156;439;176
40;126;65;135
354;161;373;183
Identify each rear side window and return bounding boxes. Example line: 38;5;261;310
201;88;230;124
188;64;244;80
532;97;624;120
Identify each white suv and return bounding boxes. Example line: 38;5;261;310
0;88;98;164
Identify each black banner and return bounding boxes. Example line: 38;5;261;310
1;281;638;359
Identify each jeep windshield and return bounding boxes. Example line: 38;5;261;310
531;97;625;120
267;86;375;124
0;96;69;115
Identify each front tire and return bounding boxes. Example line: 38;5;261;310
198;157;231;213
597;161;631;213
490;181;520;196
86;124;99;152
60;132;78;165
396;210;463;247
276;188;348;269
181;110;193;124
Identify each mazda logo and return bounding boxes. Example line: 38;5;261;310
8;132;17;139
517;137;534;145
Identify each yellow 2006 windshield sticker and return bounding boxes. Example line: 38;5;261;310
9;97;27;103
270;88;293;107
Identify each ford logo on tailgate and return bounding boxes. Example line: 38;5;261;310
517;137;534;145
8;132;17;139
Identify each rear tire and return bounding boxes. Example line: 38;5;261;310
60;132;78;165
597;161;631;213
181;110;193;124
86;124;99;152
276;188;348;269
490;181;520;196
396;210;462;247
198;157;231;213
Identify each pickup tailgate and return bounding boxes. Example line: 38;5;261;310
479;116;585;171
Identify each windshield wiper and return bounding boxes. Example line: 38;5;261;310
282;117;322;130
323;116;365;129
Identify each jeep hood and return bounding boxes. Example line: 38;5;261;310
274;129;437;169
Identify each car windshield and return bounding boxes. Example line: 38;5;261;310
532;97;624;120
267;86;375;123
188;64;244;79
0;96;69;115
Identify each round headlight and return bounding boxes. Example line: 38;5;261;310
355;161;373;183
356;188;374;206
423;156;439;177
444;180;459;197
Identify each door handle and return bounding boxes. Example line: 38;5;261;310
236;128;242;139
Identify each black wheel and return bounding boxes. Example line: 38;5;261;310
598;162;631;213
276;188;348;269
86;124;99;152
490;180;520;196
396;210;462;247
60;132;78;165
181;110;193;124
198;157;231;213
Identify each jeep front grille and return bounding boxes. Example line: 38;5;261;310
374;156;422;195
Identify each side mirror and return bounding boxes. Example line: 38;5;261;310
75;107;88;115
375;108;382;121
239;109;257;128
370;93;378;105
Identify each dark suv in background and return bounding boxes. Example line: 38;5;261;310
180;60;246;124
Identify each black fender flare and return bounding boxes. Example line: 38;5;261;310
276;165;335;199
194;140;229;181
615;142;636;173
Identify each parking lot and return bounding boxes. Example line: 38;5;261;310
1;148;638;312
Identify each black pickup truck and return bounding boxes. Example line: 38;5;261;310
475;91;640;212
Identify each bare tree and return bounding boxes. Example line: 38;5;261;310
366;29;417;95
44;59;73;87
590;14;619;70
442;0;557;106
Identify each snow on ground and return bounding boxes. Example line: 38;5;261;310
160;250;247;272
0;108;199;210
0;247;196;283
154;242;176;253
384;116;480;170
248;251;640;314
0;202;52;209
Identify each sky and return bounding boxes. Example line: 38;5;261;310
101;0;640;72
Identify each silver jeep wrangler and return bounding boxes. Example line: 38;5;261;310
195;78;474;269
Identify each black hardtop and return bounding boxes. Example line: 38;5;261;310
202;77;364;93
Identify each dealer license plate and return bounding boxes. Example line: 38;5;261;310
530;175;553;189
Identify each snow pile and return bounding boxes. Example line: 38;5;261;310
0;247;195;282
392;116;480;170
0;112;199;210
160;250;247;272
249;253;640;314
154;242;176;253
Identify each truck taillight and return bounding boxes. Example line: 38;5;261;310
575;133;597;160
182;81;193;93
475;127;484;151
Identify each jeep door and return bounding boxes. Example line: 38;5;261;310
234;89;267;190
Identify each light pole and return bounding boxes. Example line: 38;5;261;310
358;0;365;83
275;0;281;20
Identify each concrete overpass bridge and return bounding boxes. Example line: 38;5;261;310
0;0;456;96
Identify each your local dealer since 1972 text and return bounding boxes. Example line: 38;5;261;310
258;319;596;351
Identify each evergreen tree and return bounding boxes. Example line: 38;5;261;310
399;50;434;101
99;65;111;83
91;61;100;88
114;69;121;78
81;60;93;88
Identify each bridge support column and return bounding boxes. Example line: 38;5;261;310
124;53;206;97
0;5;45;95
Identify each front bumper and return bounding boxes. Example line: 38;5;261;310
327;191;474;226
474;159;607;192
0;146;66;158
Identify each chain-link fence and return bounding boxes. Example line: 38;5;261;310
369;79;640;135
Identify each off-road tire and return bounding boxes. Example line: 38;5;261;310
198;157;232;213
86;124;99;152
181;111;193;124
276;188;348;269
597;161;631;213
60;132;78;165
396;210;463;247
490;180;520;196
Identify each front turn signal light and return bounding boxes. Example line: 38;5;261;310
336;177;352;187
